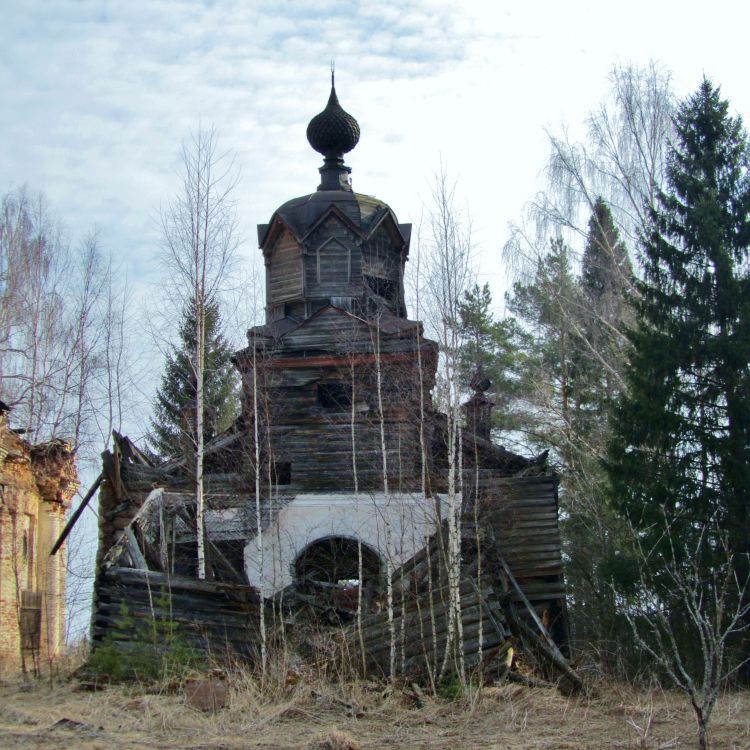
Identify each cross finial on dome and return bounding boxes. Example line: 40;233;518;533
306;70;360;191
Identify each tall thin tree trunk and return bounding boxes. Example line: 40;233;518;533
373;320;396;680
252;343;267;676
349;352;366;675
195;294;206;579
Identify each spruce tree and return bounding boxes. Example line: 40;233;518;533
579;197;633;405
151;299;238;459
608;79;750;575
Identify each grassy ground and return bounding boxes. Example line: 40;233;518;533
0;672;748;750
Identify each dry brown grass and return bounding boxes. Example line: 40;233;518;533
304;729;361;750
0;669;748;749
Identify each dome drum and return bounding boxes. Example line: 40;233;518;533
258;80;411;324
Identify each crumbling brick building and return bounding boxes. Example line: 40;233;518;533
0;402;78;670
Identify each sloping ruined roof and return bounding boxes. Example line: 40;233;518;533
243;304;428;357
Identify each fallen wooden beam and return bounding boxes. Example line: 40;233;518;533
50;473;103;556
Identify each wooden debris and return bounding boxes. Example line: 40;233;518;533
50;473;103;556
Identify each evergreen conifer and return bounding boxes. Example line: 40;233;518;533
151;299;238;459
579;198;633;403
457;282;517;426
608;79;750;576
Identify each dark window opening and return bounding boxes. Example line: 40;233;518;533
317;382;352;410
274;461;292;485
284;301;305;319
364;275;396;302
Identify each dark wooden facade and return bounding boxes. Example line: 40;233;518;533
87;81;570;677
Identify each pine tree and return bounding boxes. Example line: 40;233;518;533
506;238;583;454
456;282;518;427
608;78;750;574
151;299;238;459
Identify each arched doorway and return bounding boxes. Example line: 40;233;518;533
293;536;381;614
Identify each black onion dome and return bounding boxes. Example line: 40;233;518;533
306;85;360;157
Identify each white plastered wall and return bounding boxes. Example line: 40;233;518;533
244;493;447;597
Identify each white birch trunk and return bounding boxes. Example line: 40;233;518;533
252;343;267;675
195;293;206;579
373;320;396;680
349;356;366;675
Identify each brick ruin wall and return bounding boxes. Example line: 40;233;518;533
0;416;77;670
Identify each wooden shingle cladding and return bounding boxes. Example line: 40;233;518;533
266;227;303;308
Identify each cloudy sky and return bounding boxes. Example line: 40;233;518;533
2;0;750;302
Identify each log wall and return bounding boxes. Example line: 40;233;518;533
268;229;303;304
91;567;259;660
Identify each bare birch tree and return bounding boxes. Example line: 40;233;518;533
0;185;142;657
506;61;674;267
0;188;101;445
420;166;474;685
159;127;240;579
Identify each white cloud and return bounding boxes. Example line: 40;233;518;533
1;0;749;294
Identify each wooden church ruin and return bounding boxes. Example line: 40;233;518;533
84;79;573;685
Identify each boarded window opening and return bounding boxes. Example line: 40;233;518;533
20;590;41;653
316;240;351;286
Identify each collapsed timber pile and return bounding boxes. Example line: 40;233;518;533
75;426;575;687
74;437;261;662
351;475;578;690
